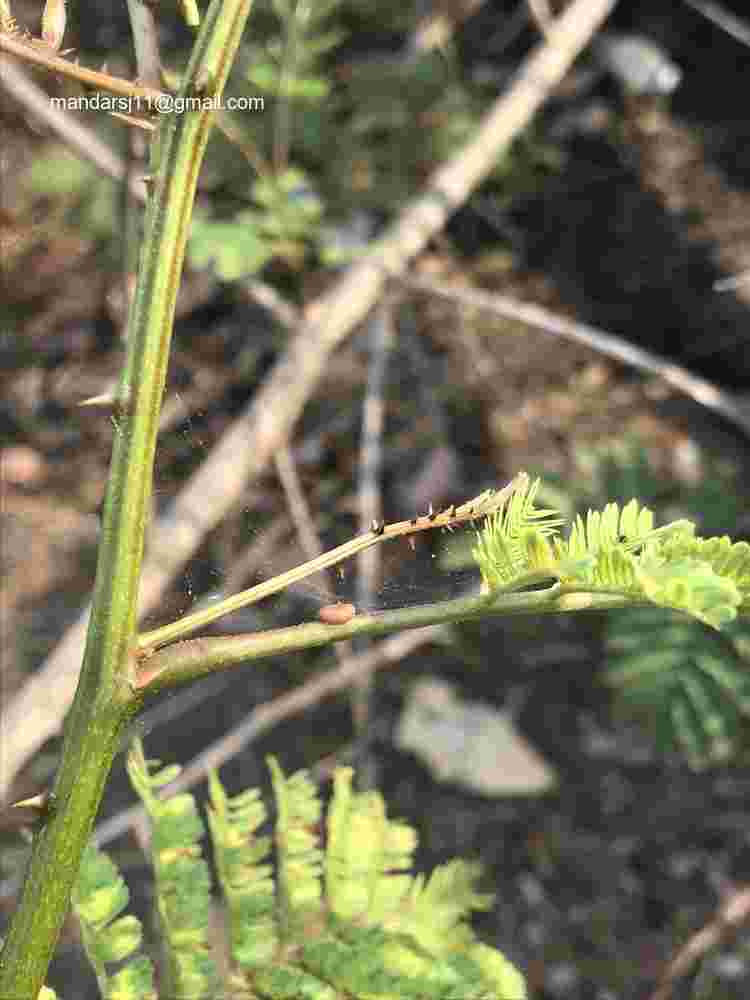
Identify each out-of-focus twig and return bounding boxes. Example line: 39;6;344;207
683;0;750;48
274;447;331;576
356;304;393;595
0;56;148;202
649;885;750;1000
1;0;617;800
401;272;750;441
241;277;301;330
119;0;152;338
527;0;554;38
352;302;394;787
0;30;166;101
125;0;161;87
273;443;355;689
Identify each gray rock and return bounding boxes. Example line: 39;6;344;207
395;677;557;796
595;32;682;95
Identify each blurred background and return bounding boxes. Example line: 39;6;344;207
3;0;750;996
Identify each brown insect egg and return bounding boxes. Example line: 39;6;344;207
318;602;356;625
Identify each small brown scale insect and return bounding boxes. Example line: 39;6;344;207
318;602;356;625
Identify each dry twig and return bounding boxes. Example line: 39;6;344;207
0;30;165;102
683;0;750;48
0;56;148;201
401;272;750;441
352;302;395;786
649;885;750;1000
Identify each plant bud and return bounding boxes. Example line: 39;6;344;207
318;602;356;625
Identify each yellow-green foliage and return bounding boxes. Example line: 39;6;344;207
324;765;417;925
71;844;156;1000
126;741;217;998
472;478;563;591
469;476;750;768
473;480;750;631
70;751;527;999
268;755;325;934
206;770;278;968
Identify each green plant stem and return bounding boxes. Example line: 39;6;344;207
0;2;255;997
136;584;645;695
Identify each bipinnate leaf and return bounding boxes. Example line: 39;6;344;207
606;609;750;768
472;477;563;589
470;941;528;999
657;534;750;614
73;847;130;927
207;769;277;968
126;739;216;998
268;756;324;933
72;844;155;1000
107;957;157;1000
474;480;749;631
103;751;526;999
252;962;337;999
388;859;494;957
636;557;741;629
325;766;416;924
89;916;142;964
563;498;654;558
